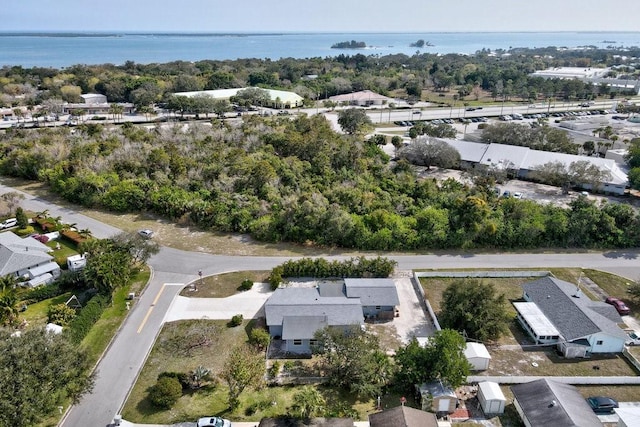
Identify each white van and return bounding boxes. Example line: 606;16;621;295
0;218;17;229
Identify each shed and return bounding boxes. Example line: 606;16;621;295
416;382;458;414
464;342;491;371
477;381;506;414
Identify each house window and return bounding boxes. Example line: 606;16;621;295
375;306;381;310
596;340;603;345
293;339;302;346
309;339;317;346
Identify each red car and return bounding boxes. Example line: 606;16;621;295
605;297;630;315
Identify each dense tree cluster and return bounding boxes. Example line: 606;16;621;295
1;117;639;251
626;137;640;189
480;122;578;154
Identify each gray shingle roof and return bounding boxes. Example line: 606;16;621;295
282;315;327;340
521;277;626;341
511;379;601;427
369;406;438;427
0;232;53;276
344;278;400;306
265;288;364;329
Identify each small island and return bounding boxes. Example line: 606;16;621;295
410;39;434;48
331;40;366;49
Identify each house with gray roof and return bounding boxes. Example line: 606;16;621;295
511;378;601;427
265;279;399;354
515;277;627;357
369;405;438;427
0;232;60;284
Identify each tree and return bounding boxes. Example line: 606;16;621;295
148;376;182;409
532;160;612;194
15;207;28;229
232;87;270;108
313;326;394;399
395;329;470;390
0;327;94;427
0;275;19;326
292;386;326;419
47;303;76;326
109;231;160;265
221;344;264;410
249;328;271;350
440;279;511;342
337;108;373;135
0;192;25;215
399;137;461;169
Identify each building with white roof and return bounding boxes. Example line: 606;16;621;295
464;342;491;371
531;67;610;80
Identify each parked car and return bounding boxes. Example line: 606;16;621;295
605;296;630;315
0;218;17;229
586;396;618;414
513;192;523;199
137;229;154;239
501;190;511;198
196;417;232;427
626;331;640;346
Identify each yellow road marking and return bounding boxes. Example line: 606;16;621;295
137;284;165;333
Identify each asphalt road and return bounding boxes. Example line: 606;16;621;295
0;182;639;426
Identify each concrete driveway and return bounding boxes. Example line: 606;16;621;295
164;282;272;322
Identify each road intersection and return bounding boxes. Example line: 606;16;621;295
0;183;638;426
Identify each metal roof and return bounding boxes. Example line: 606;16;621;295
513;301;560;337
478;381;505;402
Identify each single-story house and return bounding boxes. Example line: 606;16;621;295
477;381;506;414
0;232;60;283
368;405;438;427
511;378;601;427
514;277;628;357
264;279;399;354
174;87;304;108
464;342;491;371
416;381;458;414
344;278;399;319
443;139;628;195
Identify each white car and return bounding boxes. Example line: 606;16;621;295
513;192;523;199
196;417;231;427
626;332;640;346
137;229;154;239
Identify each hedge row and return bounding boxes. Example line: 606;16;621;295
66;294;109;343
61;229;87;245
22;283;65;304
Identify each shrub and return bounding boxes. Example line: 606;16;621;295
61;229;86;245
249;328;271;349
268;361;281;379
158;371;190;390
47;303;76;326
229;314;243;327
148;376;182;409
67;294;109;343
15;225;35;237
22;283;64;303
239;278;254;291
478;123;488;130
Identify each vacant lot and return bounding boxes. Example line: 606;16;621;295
179;270;270;298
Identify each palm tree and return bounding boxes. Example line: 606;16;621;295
190;365;211;389
0;275;19;326
78;228;93;239
292;386;326;420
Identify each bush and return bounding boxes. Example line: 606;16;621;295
22;283;64;303
61;229;86;245
15;225;35;237
67;294;109;343
158;371;190;390
47;303;76;326
268;361;281;379
148;376;182;409
239;278;254;291
229;314;243;327
249;328;271;349
478;123;488;130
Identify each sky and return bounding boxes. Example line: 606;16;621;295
3;0;640;33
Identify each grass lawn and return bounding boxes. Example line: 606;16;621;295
179;270;270;298
577;385;640;402
20;291;73;326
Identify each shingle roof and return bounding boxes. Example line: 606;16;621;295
521;277;626;341
344;278;400;306
282;315;327;340
0;232;53;276
369;406;438;427
511;379;601;427
265;288;364;328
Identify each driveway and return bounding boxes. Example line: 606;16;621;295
388;277;435;343
165;282;272;322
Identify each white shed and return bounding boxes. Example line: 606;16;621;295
464;342;491;371
477;381;506;414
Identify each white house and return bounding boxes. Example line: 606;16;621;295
0;232;60;283
477;381;506;414
464;342;491;371
515;277;628;357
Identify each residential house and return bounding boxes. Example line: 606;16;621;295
368;405;438;427
511;378;601;427
514;277;628;357
0;232;60;285
264;279;400;354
